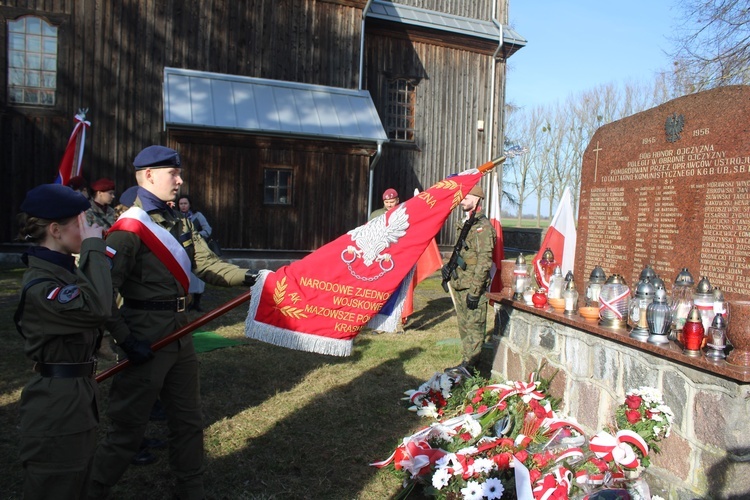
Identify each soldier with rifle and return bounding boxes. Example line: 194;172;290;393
441;183;496;374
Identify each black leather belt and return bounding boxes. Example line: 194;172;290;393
124;297;187;312
35;360;97;378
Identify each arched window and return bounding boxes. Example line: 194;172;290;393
7;15;57;106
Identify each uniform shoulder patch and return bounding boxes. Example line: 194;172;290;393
57;284;81;304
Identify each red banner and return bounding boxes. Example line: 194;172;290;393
245;169;487;356
55;111;90;185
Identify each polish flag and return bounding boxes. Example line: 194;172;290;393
532;187;577;288
54;111;90;185
487;171;505;296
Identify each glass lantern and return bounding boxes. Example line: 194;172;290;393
650;274;665;291
705;312;727;360
639;264;657;283
548;266;565;299
563;278;579;315
693;276;714;333
513;253;529;301
682;306;705;356
629;278;655;342
712;287;728;323
670;267;695;339
538;248;557;291
585;265;606;306
647;285;672;345
599;274;630;328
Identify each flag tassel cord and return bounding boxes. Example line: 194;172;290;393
95;291;251;383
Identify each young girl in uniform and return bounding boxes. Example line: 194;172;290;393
14;183;113;499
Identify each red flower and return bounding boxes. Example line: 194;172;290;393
499;438;515;448
646;409;655;420
533;451;553;468
492;452;512;469
497;401;507;411
514;450;529;463
465;405;474;414
472;395;483;404
625;409;642;424
460;432;472;441
477;405;488;413
625;394;643;409
529;468;542;484
529;399;548;418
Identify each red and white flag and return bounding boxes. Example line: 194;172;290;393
532;187;577;288
54;110;90;185
487;171;505;295
245;167;494;356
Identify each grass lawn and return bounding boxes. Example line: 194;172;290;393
0;264;497;499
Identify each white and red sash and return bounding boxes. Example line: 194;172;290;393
108;206;192;293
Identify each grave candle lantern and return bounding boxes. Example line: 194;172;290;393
705;312;727;360
682;306;705;356
563;278;579;314
598;274;630;328
513;253;528;301
586;265;606;306
693;276;715;332
647;285;672;345
629;278;655;342
670;267;695;339
538;248;556;291
548;266;565;299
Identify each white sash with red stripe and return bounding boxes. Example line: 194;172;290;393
109;207;192;293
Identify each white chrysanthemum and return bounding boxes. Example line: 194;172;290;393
461;480;485;500
472;458;496;474
439;373;453;393
463;416;483;437
653;426;662;438
417;402;440;419
436;453;463;474
457;446;479;456
432;467;452;490
483;477;505;499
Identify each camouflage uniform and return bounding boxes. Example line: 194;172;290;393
89;193;248;500
449;212;496;365
17;239;113;499
85;201;116;230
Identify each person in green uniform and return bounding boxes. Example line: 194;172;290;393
85;177;117;230
442;184;496;373
15;183;113;499
369;187;399;221
88;145;256;500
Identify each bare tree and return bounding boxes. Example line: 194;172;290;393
669;0;750;90
505;105;546;225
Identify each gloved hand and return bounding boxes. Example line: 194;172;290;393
466;294;480;310
441;265;452;282
244;270;259;286
119;335;154;365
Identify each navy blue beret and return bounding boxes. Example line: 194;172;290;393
133;145;181;170
119;186;139;208
20;184;90;220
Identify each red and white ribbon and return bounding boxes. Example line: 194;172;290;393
598;289;630;319
589;430;649;469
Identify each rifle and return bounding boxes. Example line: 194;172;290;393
441;210;477;292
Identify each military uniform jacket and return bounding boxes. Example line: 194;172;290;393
18;238;113;436
450;212;496;296
105;198;247;348
85;200;116;229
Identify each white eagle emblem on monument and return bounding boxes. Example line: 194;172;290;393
343;203;410;270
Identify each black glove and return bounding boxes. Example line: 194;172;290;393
441;265;452;282
244;270;259;286
119;335;154;365
466;294;480;310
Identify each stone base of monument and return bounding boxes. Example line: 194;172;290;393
490;298;750;499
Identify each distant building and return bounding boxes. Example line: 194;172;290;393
0;0;525;249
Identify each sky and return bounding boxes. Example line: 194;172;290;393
503;1;680;216
506;1;678;110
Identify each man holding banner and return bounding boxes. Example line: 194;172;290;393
89;146;256;500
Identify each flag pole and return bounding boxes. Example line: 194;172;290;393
95;291;251;383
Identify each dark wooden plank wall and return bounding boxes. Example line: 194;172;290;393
167;133;372;250
364;33;506;244
0;0;365;243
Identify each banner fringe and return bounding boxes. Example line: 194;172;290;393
244;271;353;356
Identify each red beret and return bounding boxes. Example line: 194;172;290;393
382;188;399;200
90;178;115;192
66;175;88;191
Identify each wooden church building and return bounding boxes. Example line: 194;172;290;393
0;0;525;251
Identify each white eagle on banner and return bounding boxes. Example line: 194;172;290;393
344;204;410;268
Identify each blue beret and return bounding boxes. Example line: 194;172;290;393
133;145;181;170
119;186;139;208
20;184;90;220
